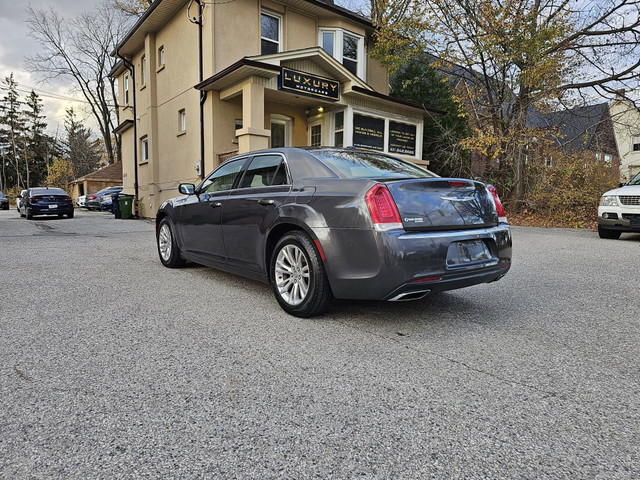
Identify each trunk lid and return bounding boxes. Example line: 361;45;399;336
385;178;498;231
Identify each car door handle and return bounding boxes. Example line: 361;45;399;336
258;199;275;206
209;202;223;208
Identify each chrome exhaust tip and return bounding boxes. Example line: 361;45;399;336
388;289;431;302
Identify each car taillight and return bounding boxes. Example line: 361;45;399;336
365;184;402;230
487;185;507;223
62;196;71;201
87;195;96;200
29;196;40;203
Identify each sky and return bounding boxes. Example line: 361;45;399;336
0;0;103;137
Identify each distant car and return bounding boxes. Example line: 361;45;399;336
0;191;8;210
86;186;122;210
598;172;640;239
155;147;512;317
16;189;27;212
20;187;74;219
76;195;87;208
99;194;116;212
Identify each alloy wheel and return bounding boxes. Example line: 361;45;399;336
275;244;310;306
158;223;173;261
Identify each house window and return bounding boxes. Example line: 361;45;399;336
310;124;322;147
334;111;344;147
141;55;147;85
178;109;186;133
633;136;640;151
604;154;612;164
158;46;165;68
140;136;149;162
318;29;365;79
124;74;129;105
261;12;281;55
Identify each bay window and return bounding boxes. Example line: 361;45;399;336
319;28;365;79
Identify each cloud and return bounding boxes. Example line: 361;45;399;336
0;0;103;136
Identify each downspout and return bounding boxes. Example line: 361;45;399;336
116;50;139;217
195;0;207;180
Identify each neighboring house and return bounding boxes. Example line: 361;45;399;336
609;97;640;182
110;0;440;217
68;162;123;204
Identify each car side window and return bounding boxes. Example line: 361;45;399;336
201;158;246;193
237;155;288;189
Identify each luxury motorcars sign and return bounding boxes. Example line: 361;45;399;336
388;121;417;155
279;68;340;101
353;113;385;151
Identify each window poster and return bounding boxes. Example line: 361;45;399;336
388;121;417;156
352;114;384;151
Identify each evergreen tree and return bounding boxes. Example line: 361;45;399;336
0;73;26;189
64;108;102;177
23;90;50;187
390;59;471;177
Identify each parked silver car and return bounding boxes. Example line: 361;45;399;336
598;172;640;239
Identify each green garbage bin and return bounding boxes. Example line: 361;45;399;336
118;194;134;219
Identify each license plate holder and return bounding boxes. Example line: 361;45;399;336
447;240;491;266
48;204;57;209
630;217;640;228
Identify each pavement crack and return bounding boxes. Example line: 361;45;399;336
335;320;566;400
13;365;32;382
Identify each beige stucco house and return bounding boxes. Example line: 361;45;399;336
111;0;437;217
610;98;640;182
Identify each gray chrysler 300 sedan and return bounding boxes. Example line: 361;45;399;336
156;148;512;317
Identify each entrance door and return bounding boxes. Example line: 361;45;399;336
270;115;292;148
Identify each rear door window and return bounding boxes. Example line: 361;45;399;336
237;155;288;188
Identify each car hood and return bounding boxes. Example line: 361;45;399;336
602;185;640;196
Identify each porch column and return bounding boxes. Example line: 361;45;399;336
236;81;270;153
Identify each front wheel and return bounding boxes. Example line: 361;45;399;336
157;217;185;268
270;231;331;318
598;225;621;239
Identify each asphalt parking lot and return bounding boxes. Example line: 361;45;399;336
1;208;639;479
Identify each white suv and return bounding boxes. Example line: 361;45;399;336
598;172;640;239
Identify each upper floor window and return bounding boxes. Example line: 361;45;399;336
632;136;640;152
140;135;149;162
141;54;147;85
261;11;281;55
158;46;165;68
319;28;365;79
178;109;186;133
124;74;129;105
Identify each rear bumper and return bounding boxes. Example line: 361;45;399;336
320;224;512;300
28;205;74;216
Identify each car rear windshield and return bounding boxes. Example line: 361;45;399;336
311;150;437;179
31;188;67;196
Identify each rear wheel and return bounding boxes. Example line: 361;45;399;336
598;225;621;239
67;211;74;219
26;211;33;220
270;231;331;318
157;217;185;268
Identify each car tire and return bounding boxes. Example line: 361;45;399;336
270;231;332;318
157;217;185;268
26;211;33;220
598;225;621;239
68;211;74;219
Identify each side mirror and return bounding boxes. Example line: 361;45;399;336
16;195;22;199
179;183;196;195
619;182;626;188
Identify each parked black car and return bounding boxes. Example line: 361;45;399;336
155;148;512;317
86;186;122;210
20;187;74;219
0;191;9;210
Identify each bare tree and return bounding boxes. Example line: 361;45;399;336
370;0;640;200
113;0;153;16
26;1;134;165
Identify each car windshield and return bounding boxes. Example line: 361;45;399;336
311;150;437;180
31;188;67;196
628;172;640;185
